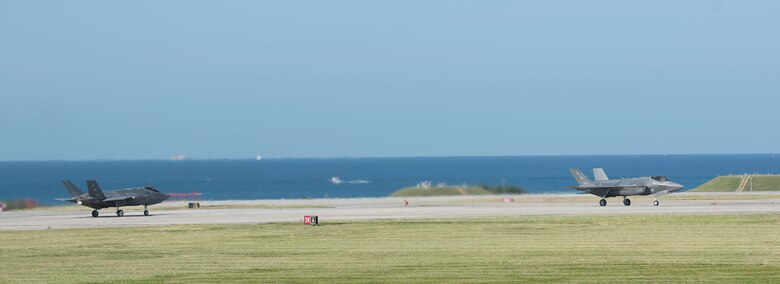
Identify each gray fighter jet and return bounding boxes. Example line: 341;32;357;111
568;168;684;206
57;180;168;217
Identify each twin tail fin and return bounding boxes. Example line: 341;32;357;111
570;168;594;186
87;180;106;199
62;180;84;197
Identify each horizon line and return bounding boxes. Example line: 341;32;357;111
1;153;777;162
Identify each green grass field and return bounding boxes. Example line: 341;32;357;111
1;214;778;283
690;175;780;192
690;176;743;192
749;176;780;191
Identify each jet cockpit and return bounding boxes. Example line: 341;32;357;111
651;176;669;182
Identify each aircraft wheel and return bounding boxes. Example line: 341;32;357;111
599;199;607;206
144;210;149;216
116;210;124;217
654;200;659;206
623;199;631;206
92;210;99;217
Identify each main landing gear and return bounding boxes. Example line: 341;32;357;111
599;197;632;206
599;197;659;207
91;206;152;217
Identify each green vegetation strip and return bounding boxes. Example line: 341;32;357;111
1;214;779;283
690;176;743;192
749;176;780;191
691;175;780;192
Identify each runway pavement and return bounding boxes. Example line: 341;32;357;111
2;193;779;230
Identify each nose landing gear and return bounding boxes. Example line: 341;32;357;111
599;199;607;206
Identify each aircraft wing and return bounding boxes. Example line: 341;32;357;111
55;197;95;203
102;196;134;202
568;185;647;191
651;190;671;197
567;186;623;197
568;185;647;197
567;186;627;191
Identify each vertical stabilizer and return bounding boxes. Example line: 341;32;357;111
62;180;84;197
569;168;594;186
86;180;106;199
593;168;609;181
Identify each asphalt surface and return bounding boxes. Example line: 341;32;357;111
2;193;779;230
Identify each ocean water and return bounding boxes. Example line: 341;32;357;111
1;155;778;204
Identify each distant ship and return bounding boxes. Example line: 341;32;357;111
170;154;187;161
330;176;370;185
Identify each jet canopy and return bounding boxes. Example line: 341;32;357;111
144;186;160;192
651;176;669;182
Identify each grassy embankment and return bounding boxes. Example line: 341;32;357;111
690;175;780;192
1;214;779;283
391;185;526;197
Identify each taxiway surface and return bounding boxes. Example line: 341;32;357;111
2;193;779;230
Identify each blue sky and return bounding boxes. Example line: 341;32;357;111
1;1;778;160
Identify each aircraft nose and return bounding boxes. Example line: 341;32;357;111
670;183;684;192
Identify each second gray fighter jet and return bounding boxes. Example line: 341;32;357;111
569;168;684;206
